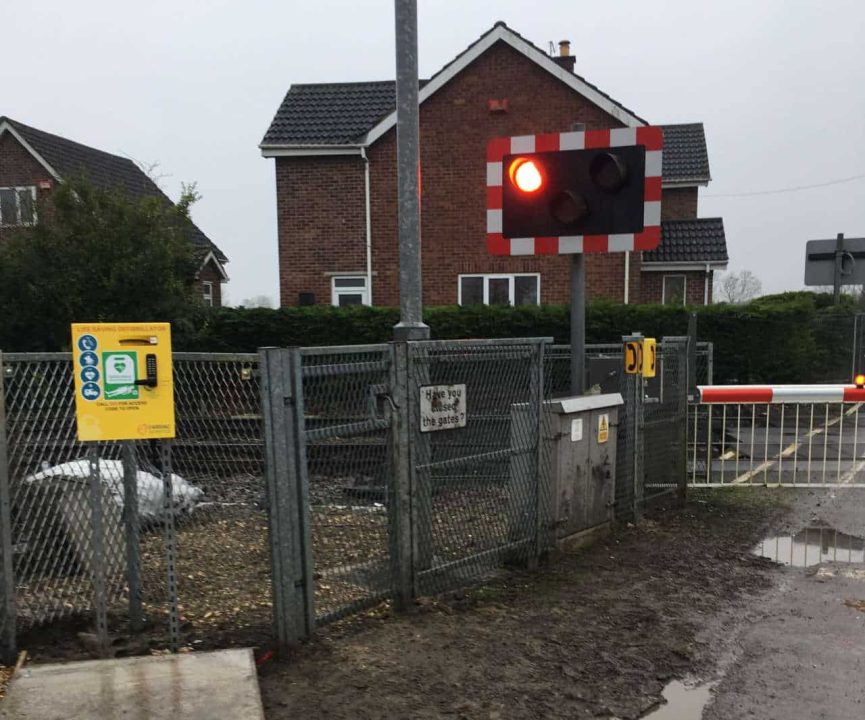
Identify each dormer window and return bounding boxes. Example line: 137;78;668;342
0;186;36;226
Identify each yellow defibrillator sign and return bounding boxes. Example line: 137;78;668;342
641;338;657;379
71;322;175;441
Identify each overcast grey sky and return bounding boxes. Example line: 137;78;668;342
4;0;864;303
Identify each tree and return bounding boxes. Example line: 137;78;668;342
717;270;762;304
0;176;203;351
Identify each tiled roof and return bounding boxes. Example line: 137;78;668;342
1;117;227;263
260;26;710;186
261;21;649;147
645;218;728;264
262;81;423;146
660;124;711;184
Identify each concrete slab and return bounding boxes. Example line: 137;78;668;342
0;648;265;720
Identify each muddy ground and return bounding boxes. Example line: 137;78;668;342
259;489;792;719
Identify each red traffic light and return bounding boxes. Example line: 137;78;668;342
508;157;543;193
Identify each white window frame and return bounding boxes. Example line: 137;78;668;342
457;273;541;306
331;275;370;307
662;274;687;305
0;185;37;227
201;281;214;307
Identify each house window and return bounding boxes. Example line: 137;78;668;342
458;274;540;306
0;186;36;226
662;275;686;305
202;281;214;307
332;276;369;307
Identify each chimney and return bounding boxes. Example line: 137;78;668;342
552;39;575;73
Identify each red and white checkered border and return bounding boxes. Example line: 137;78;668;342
486;126;663;256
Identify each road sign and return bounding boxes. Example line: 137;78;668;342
624;341;643;374
804;235;865;287
486;126;663;256
641;338;657;379
71;322;175;441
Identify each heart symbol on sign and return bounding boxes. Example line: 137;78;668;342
112;358;127;374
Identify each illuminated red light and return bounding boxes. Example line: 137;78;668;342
508;158;543;193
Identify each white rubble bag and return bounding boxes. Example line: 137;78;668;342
26;458;204;522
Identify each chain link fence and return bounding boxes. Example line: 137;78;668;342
407;339;549;597
298;345;395;623
0;352;268;659
2;337;691;660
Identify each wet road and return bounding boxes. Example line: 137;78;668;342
703;487;865;719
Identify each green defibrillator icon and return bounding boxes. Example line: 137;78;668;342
102;352;140;400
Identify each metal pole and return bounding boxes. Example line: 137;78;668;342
88;446;109;657
687;312;698;399
834;232;845;305
160;441;180;651
570;254;586;395
121;442;142;632
393;0;429;341
388;343;414;608
0;353;17;665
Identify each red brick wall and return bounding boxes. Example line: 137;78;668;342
276;40;649;307
198;260;224;308
0;132;55;243
661;187;698;221
275;155;367;306
640;271;708;305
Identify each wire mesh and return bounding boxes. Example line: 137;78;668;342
642;341;688;504
0;352;269;652
408;340;549;596
299;346;395;624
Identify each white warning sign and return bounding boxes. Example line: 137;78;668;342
420;384;467;433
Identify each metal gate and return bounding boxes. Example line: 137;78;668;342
260;338;551;648
689;398;865;487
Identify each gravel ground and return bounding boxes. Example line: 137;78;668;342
259;489;788;719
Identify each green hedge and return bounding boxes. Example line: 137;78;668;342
177;292;861;385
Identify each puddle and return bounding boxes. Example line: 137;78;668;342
641;679;717;719
753;525;865;567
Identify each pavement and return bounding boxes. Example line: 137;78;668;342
0;648;265;720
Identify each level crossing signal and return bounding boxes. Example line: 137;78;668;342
486;127;663;256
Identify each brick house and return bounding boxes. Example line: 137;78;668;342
261;22;727;309
0;116;229;306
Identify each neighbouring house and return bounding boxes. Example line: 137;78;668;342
0;116;229;306
261;22;727;309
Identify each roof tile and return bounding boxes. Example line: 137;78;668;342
646;218;728;264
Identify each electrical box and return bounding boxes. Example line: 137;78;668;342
71;322;175;441
545;393;623;541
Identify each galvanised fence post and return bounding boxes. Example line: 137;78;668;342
121;441;142;632
259;347;314;650
388;342;413;609
0;351;16;664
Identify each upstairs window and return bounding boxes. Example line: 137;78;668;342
0;186;36;226
662;275;686;305
458;274;540;306
202;281;214;307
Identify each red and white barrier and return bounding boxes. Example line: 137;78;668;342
698;385;865;404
